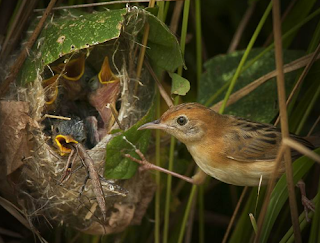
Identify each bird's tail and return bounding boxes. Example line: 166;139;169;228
304;134;320;148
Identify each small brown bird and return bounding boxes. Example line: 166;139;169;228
138;103;316;186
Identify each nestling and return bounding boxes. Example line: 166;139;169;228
138;103;315;186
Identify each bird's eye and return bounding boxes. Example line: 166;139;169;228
177;116;187;126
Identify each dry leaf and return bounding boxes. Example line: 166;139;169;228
0;101;31;175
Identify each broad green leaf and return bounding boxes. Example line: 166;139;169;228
260;148;320;243
144;11;184;72
199;49;304;123
19;8;184;86
169;73;190;96
104;103;154;179
18;9;127;85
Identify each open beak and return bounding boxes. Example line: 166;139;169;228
54;135;78;156
138;119;169;131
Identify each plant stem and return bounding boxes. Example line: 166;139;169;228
218;1;272;114
155;91;161;243
296;80;320;134
177;0;190;76
195;0;202;89
272;1;301;242
163;96;179;243
178;185;198;243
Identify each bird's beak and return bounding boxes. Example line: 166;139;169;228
138;119;169;131
54;135;78;156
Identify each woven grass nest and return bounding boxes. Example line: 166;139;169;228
0;8;179;235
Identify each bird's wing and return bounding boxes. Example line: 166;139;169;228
222;117;314;162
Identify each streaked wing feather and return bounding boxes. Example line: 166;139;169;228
223;117;313;162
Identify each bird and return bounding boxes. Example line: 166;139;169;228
52;117;87;156
51;53;96;101
87;56;120;135
138;102;316;187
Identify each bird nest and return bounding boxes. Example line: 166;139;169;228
0;8;158;235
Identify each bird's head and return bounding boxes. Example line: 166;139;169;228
52;118;86;155
139;103;219;144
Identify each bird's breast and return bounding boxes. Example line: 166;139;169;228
186;144;282;186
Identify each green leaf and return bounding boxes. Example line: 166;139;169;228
169;72;190;96
18;9;127;85
104;104;155;179
198;49;304;123
260;148;320;243
144;11;184;72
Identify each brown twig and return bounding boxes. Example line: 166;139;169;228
125;152;197;184
283;138;320;164
135;23;150;90
227;2;256;53
123;136;201;184
134;0;156;94
222;186;248;243
272;1;301;241
170;1;184;34
263;0;298;47
308;115;320;136
145;61;174;107
34;0;181;12
211;51;320;111
40;114;71;122
274;42;320;125
0;0;58;98
255;144;286;242
0;0;38;62
256;1;301;242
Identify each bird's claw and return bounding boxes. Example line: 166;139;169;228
302;195;316;222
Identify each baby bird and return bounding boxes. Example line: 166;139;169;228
138;103;315;186
52;118;87;155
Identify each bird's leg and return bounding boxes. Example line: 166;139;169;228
124;149;205;185
191;168;207;185
59;148;77;185
79;174;90;197
296;180;315;222
70;164;85;175
74;143;107;222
